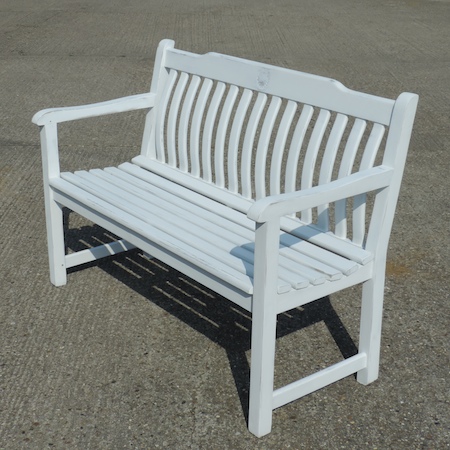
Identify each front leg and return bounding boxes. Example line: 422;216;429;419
39;122;67;286
248;220;280;437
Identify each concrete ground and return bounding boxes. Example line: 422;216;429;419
1;0;449;448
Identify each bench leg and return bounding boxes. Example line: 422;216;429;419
39;122;67;286
248;307;277;437
44;193;67;286
357;272;385;385
247;220;280;437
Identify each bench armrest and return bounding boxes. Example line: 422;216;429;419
247;166;394;223
32;92;157;126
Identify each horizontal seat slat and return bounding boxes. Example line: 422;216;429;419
279;233;359;277
106;167;355;285
92;171;317;288
56;164;367;295
104;167;347;285
55;175;255;294
63;171;263;286
281;217;374;266
60;172;303;294
103;166;255;236
132;155;252;214
119;162;256;228
83;170;310;290
128;159;372;267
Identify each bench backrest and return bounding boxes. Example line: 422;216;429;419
141;40;418;256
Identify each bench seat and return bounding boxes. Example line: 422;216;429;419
52;159;371;305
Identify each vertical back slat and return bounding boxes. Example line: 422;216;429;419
270;100;297;196
335;119;367;238
360;123;385;170
241;93;268;198
228;89;253;193
155;69;178;162
201;82;226;182
215;85;239;187
285;104;314;193
316;113;349;230
338;119;367;178
300;109;331;223
150;52;396;249
167;71;188;166
352;195;367;246
178;75;201;172
352;123;386;245
255;96;282;199
190;78;213;177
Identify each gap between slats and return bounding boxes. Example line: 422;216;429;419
86;169;318;288
129;158;368;269
153;70;389;250
62;171;307;292
61;171;258;293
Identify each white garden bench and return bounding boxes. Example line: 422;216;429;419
32;39;418;437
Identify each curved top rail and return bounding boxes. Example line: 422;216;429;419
165;48;395;125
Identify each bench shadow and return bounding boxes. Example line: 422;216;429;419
64;218;358;423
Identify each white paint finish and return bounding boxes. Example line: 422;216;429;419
55;175;256;294
228;89;253;193
141;39;175;158
52;187;253;311
335;118;367;239
248;219;280;437
317;113;349;231
65;239;135;269
300;109;331;223
279;231;359;276
273;353;367;409
319;114;350;186
352;123;387;245
202;82;226;182
167;70;188;167
164;48;395;125
248;166;394;222
339;119;367;178
81;169;313;292
241;92;267;198
281;217;374;266
285;104;314;193
254;96;282;200
214;85;239;187
360;123;386;170
190;78;213;177
178;75;201;172
276;263;373;315
366;93;418;256
116;162;255;228
270;100;297;196
110;166;356;281
39;122;67;286
33;39;418;438
132;155;253;213
155;69;178;163
32;93;156;126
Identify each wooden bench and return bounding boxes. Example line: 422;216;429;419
32;39;418;437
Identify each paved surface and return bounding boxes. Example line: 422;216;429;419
1;0;449;448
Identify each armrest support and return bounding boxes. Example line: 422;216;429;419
247;166;394;223
32;92;156;126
